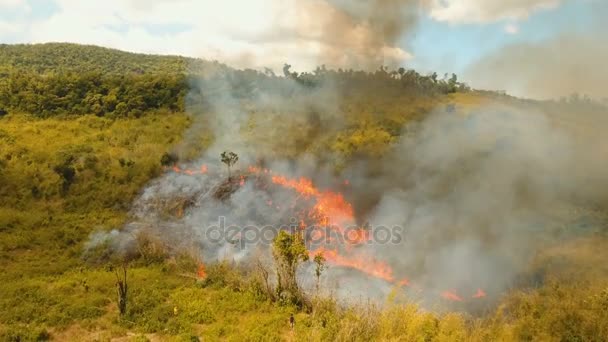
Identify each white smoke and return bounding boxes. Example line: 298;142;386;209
80;24;608;307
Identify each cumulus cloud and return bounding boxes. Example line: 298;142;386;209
427;0;561;24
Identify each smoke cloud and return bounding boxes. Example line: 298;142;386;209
353;103;608;302
249;0;421;70
88;60;608;308
86;0;608;309
465;1;608;100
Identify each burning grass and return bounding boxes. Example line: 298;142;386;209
3;93;608;340
149;163;491;306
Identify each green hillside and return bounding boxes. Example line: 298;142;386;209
1;43;608;341
0;43;189;75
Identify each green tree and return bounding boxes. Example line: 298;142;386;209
448;73;458;92
220;151;238;180
272;230;309;305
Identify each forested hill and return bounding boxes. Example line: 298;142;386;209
0;43;204;117
0;43;475;118
0;43;193;75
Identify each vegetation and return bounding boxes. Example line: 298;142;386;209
1;43;608;341
313;253;326;292
220;151;239;181
272;230;310;307
0;43;188;75
0;71;187;117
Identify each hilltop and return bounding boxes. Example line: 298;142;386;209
0;43;191;75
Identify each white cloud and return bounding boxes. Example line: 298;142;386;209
427;0;561;24
0;0;27;8
21;0;290;67
0;20;19;35
504;23;520;34
3;0;416;71
2;0;573;73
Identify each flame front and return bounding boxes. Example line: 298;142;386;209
472;288;486;298
168;164;487;304
314;247;394;282
441;290;464;302
197;263;207;279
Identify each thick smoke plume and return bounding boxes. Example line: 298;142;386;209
354;103;608;302
260;0;420;70
86;1;608;309
89;60;608;309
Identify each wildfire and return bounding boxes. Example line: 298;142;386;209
166;163;488;304
398;278;410;287
197;263;207;279
314;247;394;282
271;175;318;197
472;288;486;298
441;290;464;302
168;164;209;175
269;173;369;244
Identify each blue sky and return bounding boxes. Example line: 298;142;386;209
0;0;603;98
409;0;594;75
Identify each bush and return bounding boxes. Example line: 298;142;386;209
199;262;244;291
160;152;178;166
0;326;51;342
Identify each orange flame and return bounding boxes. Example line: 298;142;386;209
398;278;410;287
441;290;463;302
313;247;394;282
271;175;318;197
472;288;486;299
165;163;490;303
169;164;208;175
197;264;207;279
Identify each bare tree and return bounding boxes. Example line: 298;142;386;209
115;264;128;316
313;252;326;292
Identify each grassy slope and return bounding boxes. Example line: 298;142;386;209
2;98;608;342
1;44;608;341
